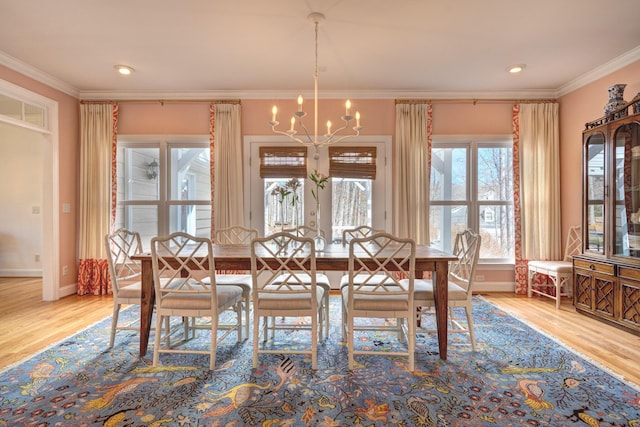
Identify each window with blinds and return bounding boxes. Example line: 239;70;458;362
329;146;377;179
259;146;308;178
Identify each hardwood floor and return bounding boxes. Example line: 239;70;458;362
1;278;639;388
0;277;114;369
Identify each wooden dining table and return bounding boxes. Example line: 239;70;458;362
132;243;456;360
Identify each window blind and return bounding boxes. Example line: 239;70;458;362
329;146;377;179
259;146;308;178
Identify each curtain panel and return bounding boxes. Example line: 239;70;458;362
393;103;432;245
210;102;244;237
513;102;561;294
77;103;117;295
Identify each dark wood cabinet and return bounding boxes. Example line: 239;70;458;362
575;101;640;335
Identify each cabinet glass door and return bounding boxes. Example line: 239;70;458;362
586;133;605;254
614;122;640;257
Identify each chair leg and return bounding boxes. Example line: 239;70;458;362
465;306;477;351
348;312;355;370
244;293;251;341
153;314;164;367
210;316;218;370
253;311;260;368
109;302;120;348
311;315;317;370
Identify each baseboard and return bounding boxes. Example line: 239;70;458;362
474;282;515;292
0;269;42;277
59;283;77;298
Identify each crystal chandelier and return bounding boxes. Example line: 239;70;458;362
269;12;362;159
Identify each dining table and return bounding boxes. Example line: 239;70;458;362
131;243;456;360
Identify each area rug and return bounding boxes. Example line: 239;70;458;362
1;296;639;426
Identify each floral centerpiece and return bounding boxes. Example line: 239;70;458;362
270;178;301;233
309;169;329;250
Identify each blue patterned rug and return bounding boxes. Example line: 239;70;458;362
1;296;639;426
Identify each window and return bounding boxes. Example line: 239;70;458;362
246;137;391;240
259;146;307;236
330;146;376;242
430;136;514;261
116;136;211;249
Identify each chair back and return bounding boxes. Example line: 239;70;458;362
449;229;481;295
215;225;258;245
348;232;415;294
284;225;324;238
150;232;216;304
105;228;143;293
563;225;582;261
342;225;385;246
251;232;317;300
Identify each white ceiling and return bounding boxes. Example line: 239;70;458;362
1;0;640;100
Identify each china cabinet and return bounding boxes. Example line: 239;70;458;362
574;100;640;335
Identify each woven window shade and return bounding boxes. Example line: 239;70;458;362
329;146;377;179
259;146;308;178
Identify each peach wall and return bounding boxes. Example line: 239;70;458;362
558;60;640;241
118;102;210;134
432;102;513;135
0;65;79;290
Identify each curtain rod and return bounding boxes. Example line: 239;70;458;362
395;98;557;105
79;99;241;105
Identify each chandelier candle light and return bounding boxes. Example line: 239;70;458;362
268;12;363;160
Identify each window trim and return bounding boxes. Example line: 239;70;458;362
244;135;392;236
116;134;210;239
431;134;514;263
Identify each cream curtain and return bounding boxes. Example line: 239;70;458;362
211;103;244;234
518;102;562;260
77;103;114;295
393;103;432;245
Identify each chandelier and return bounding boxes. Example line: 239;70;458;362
269;12;362;159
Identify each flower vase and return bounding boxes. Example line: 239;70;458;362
604;83;627;116
314;203;326;251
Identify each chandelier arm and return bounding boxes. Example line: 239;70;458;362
321;130;362;146
297;119;315;144
269;125;307;145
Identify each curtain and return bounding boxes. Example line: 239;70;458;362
210;103;243;238
77;103;117;295
393;103;432;245
513;102;561;294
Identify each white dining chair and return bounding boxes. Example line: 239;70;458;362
151;232;243;370
342;232;416;371
250;232;326;369
105;228;143;348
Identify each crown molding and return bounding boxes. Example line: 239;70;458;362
557;45;640;97
78;88;560;101
0;51;79;98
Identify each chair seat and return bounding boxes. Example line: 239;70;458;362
117;282;142;299
273;273;331;289
213;274;252;287
527;260;572;274
160;284;243;310
339;273;390;289
414;279;468;301
256;285;326;311
341;285;409;312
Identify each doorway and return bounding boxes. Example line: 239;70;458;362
0;80;59;301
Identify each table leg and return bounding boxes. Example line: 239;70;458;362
433;261;448;360
139;259;155;357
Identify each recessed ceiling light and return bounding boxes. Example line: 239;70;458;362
114;65;135;75
508;64;526;74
